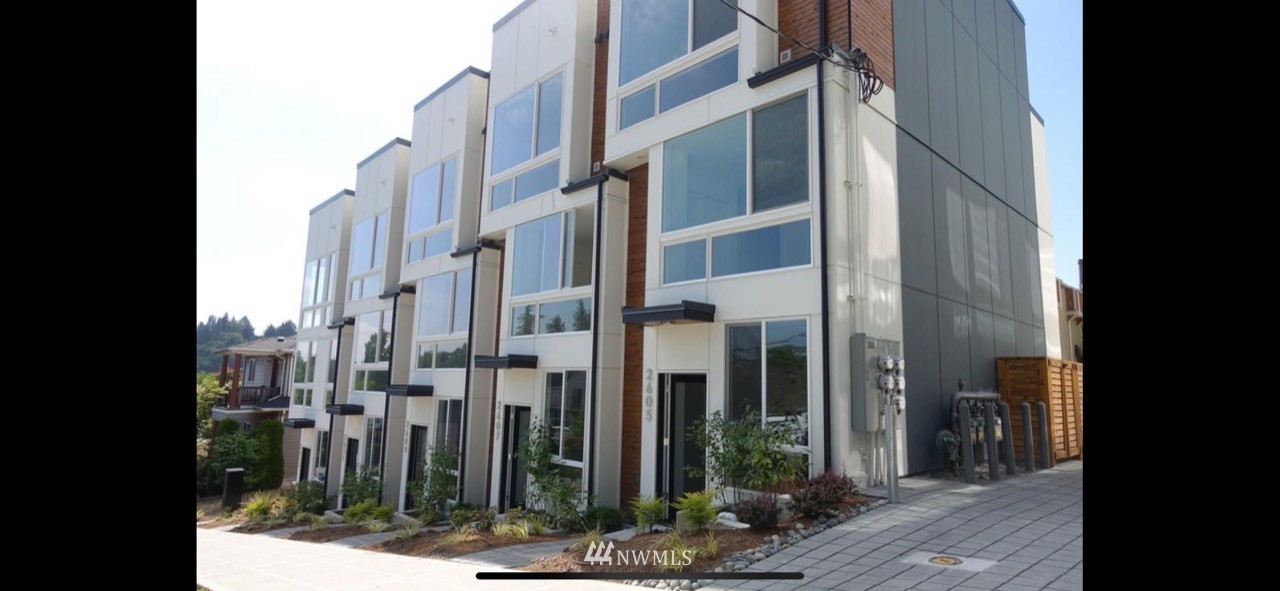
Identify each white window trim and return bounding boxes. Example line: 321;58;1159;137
542;369;589;472
300;252;337;327
618;42;740;131
725;318;812;453
489;69;566;181
616;2;741;95
509;207;596;300
413;340;469;371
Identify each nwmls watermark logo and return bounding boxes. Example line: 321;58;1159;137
582;540;695;568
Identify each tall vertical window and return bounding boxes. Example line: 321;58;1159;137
348;212;388;300
416;268;472;346
432;398;464;501
512;205;594;296
293;341;317;406
662;95;809;233
620;0;738;86
544;370;587;483
363;417;384;474
726;320;809;444
406;158;458;263
491;73;563;176
300;253;336;327
352;311;390;393
314;430;330;482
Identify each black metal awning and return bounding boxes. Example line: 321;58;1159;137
282;418;316;429
386;384;434;397
258;396;290;410
325;404;365;416
621;300;716;326
474;354;539;369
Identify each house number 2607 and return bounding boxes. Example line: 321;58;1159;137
644;368;654;422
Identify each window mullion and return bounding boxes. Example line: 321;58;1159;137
746;109;754;213
760;321;768;426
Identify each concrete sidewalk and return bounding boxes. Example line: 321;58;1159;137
197;527;615;591
708;461;1083;590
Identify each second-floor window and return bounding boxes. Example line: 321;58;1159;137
352;311;391;394
512;205;594;296
349;212;388;300
406;158;458;264
491;73;563;176
417;269;472;337
619;0;738;86
300;253;336;328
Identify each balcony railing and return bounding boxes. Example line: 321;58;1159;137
216;386;283;409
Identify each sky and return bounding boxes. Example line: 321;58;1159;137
196;0;1084;327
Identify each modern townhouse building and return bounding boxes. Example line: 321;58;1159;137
283;0;1065;514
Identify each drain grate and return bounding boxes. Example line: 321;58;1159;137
928;556;963;566
902;551;996;572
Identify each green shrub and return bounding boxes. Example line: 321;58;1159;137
243;491;278;522
734;493;780;530
396;522;422;539
700;530;720;558
203;431;260;494
364;519;390;533
686;409;806;505
340;465;381;506
370;504;396;523
519;421;588;530
649;531;694;572
442;525;480;545
449;505;496;532
584;505;626;533
671;489;719;534
253;420;285;490
286;481;327;516
216;418;241;437
787;470;857;518
524;512;549;535
344;500;377;524
408;446;459;516
492;521;530;539
569;527;605;552
631;495;667;533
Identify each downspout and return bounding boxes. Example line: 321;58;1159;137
586;180;605;499
379;292;400;499
324;319;347;500
817;0;834;472
457;251;479;502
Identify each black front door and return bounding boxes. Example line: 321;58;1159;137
404;425;430;509
342;437;359;508
299;447;311;482
662;374;706;520
501;405;532;512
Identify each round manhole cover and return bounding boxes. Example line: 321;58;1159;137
928;556;964;566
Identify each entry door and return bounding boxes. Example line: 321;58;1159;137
501;405;532;512
342;437;359;508
299;448;311;482
404;425;430;509
662;374;706;520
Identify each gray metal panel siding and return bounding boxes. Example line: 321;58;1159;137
1008;211;1033;325
994;314;1017;360
995;0;1017;77
899;130;938;294
1028;226;1044;328
975;0;998;61
979;53;1006;199
954;23;984;184
965;177;992;311
1033;325;1047;356
925;0;960;165
1013;17;1030;97
987;194;1014;318
1015;321;1035;356
969;307;997;391
1001;76;1024;215
937;297;973;396
903;287;944;473
1020;96;1037;225
894;0;932;143
953;0;977;37
933;155;969;303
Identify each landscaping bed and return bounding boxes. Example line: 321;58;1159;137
286;524;397;543
370;530;569;559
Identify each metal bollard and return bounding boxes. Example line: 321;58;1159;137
983;402;1000;481
1037;401;1052;469
1021;402;1035;472
999;402;1016;476
959;403;975;484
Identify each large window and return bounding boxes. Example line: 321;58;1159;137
294;340;318;406
491;160;561;210
512;206;594;296
544;371;587;483
434;398;464;500
314;430;330;482
662;95;809;232
621;45;739;129
300;253;336;328
363;417;384;474
352;311;391;393
620;0;738;86
417;269;472;337
726;320;809;445
417;341;468;370
491;74;562;176
406;158;458;264
349;212;388;300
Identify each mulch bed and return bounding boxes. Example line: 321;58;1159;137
287;524;398;543
370;531;569;559
230;520;307;534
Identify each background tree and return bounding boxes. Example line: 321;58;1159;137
196;372;226;440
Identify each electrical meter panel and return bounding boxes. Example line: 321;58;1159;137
851;333;902;432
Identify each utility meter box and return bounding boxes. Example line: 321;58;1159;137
851;334;901;432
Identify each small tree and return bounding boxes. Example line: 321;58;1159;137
254;420;285;490
216;418;241;437
196;372;226;440
408;446;459;520
686;408;806;505
341;464;381;507
203;431;260;495
518;420;588;530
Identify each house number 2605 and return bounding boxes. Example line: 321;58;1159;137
644;368;654;422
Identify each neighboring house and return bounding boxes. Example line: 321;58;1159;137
283;0;1063;510
1058;279;1083;363
212;335;300;484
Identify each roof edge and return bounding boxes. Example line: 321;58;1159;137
357;138;411;169
414;66;491;111
309;189;355;214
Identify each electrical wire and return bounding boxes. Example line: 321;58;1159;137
716;0;883;102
